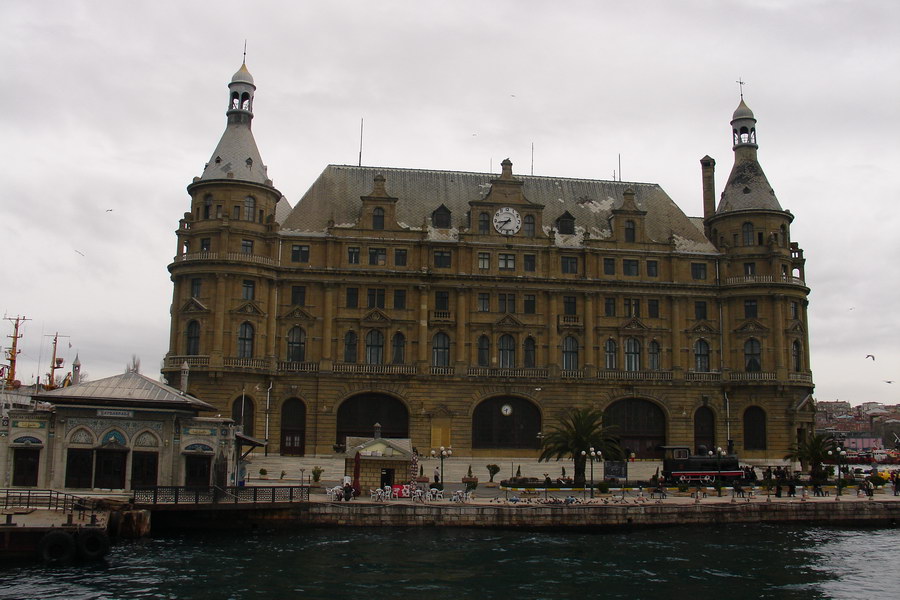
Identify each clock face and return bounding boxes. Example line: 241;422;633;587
493;207;522;235
501;404;513;416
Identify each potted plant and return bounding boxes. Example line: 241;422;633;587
258;468;268;479
462;464;478;487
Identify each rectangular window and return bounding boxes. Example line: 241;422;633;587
524;254;536;272
791;301;799;320
435;291;450;311
291;244;309;263
646;260;658;277
346;287;358;308
623;259;639;276
367;288;385;309
190;278;201;298
241;239;253;255
393;289;406;310
744;299;758;319
434;250;451;268
604;298;616;317
498;293;515;313
233;205;241;220
695;301;707;320
242;280;255;300
348;247;360;264
200;238;211;252
624;298;640;317
561;256;578;274
394;248;407;266
603;258;615;275
477;293;490;312
291;285;306;306
499;253;516;270
744;262;756;276
524;294;536;314
648;299;659;318
478;252;490;270
691;263;707;280
368;247;386;266
563;295;577;316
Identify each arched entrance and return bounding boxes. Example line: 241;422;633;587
336;393;409;448
694;406;716;454
603;398;666;459
472;396;541;449
280;398;306;456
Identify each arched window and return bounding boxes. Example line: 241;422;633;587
186;320;200;356
478;212;490;234
694;339;710;372
432;333;450;367
391;332;406;364
498;334;516;368
743;406;767;450
523;337;536;368
792;340;803;372
237;322;254;358
648;340;661;371
624;338;641;371
287;327;306;362
562;336;579;370
604;339;617;370
523;215;535;237
243;196;256;221
365;330;384;365
742;222;754;246
372;207;385;230
343;331;358;363
432;205;451;228
240;92;251;111
744;338;761;372
625;220;636;243
477;335;491;368
231;92;240;110
232;396;255;435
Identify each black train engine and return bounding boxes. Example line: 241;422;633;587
661;446;743;483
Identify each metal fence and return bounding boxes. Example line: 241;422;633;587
132;485;310;506
0;488;99;516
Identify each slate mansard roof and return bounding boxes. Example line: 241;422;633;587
282;165;716;254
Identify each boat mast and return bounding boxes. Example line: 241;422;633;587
3;315;29;389
45;332;68;390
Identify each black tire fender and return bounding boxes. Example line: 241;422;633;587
77;528;110;561
38;530;77;565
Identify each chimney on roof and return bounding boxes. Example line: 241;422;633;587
700;155;716;230
373;422;382;439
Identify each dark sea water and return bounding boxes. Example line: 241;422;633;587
1;525;898;600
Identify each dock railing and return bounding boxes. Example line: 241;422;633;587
0;489;100;518
132;485;310;506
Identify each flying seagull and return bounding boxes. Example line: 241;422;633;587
885;380;894;384
866;355;875;360
105;209;114;212
74;249;85;256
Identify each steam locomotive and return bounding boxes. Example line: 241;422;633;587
660;445;743;483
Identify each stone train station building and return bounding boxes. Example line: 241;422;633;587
162;63;815;461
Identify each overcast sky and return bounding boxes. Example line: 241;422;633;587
2;0;898;406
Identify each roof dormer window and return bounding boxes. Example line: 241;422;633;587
432;205;451;229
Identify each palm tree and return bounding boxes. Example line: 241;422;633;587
784;433;835;481
539;407;623;485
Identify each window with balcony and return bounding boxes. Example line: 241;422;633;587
287;327;306;362
365;330;384;364
744;338;761;372
562;336;579;370
237;322;254;358
291;286;306;306
744;262;756;276
291;245;309;262
477;335;490;367
435;291;450;311
604;339;617;370
499;335;516;368
200;238;211;252
432;333;451;367
434;250;451;268
561;256;578;274
241;239;253;255
391;332;406;364
348;247;360;264
369;247;387;265
343;331;358;363
792;340;803;371
186;321;200;356
367;288;385;309
478;252;490;270
624;338;641;371
524;337;536;368
648;340;661;370
694;339;710;372
524;294;536;314
563;295;577;316
499;253;516;270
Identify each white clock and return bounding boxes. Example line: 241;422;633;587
501;404;513;416
493;207;522;235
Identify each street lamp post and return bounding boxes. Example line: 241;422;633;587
708;446;724;496
430;446;452;486
580;448;601;498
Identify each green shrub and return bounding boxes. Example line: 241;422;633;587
311;466;324;482
258;468;268;477
595;481;610;494
486;464;500;482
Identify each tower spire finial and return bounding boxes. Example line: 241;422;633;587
243;40;247;65
736;77;747;100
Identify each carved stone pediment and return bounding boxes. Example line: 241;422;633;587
787;321;805;334
621;317;648;330
734;320;768;334
688;321;719;335
495;314;523;328
281;306;314;321
181;298;209;313
231;301;264;316
362;309;391;324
